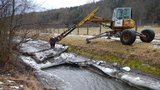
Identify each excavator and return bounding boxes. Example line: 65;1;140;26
49;7;155;48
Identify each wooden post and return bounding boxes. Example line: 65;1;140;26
58;28;60;34
51;28;52;33
63;27;65;32
53;28;55;33
46;28;48;33
77;27;79;35
135;21;138;31
87;25;89;35
99;25;102;34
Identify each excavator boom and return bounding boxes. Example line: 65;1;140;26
49;7;100;48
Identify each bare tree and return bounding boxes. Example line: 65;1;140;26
0;0;34;67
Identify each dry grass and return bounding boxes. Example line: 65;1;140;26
60;35;160;66
59;35;160;75
24;26;160;40
0;72;43;90
45;26;160;35
0;56;44;90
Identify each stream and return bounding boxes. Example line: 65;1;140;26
43;65;139;90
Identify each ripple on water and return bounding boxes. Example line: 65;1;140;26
43;65;140;90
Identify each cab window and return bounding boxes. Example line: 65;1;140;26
123;9;131;19
116;9;123;20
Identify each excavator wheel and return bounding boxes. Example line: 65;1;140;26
140;29;155;43
120;30;136;45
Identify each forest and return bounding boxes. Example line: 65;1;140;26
23;0;160;29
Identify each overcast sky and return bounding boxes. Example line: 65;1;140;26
33;0;100;11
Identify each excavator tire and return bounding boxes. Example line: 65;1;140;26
140;29;155;43
120;30;136;45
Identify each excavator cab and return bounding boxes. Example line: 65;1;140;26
112;7;132;21
111;7;135;30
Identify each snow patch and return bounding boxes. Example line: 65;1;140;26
121;74;160;90
96;61;104;65
20;85;24;88
7;80;15;83
20;56;40;69
121;75;144;84
10;86;19;90
34;49;57;62
20;39;68;62
20;40;50;53
0;82;4;85
93;64;117;76
122;67;131;71
39;61;64;69
59;53;88;63
60;53;76;61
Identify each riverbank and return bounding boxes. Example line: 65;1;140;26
59;35;160;75
0;64;43;90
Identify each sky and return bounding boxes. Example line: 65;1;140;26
33;0;100;11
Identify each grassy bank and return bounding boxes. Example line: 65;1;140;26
60;35;160;75
68;46;160;75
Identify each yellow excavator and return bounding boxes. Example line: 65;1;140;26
49;7;155;48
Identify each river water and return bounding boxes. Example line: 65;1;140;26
43;65;140;90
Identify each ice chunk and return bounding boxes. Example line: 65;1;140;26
10;86;19;90
96;61;104;65
121;75;144;85
20;85;24;88
122;67;131;71
93;64;117;76
20;40;50;53
20;56;40;69
7;80;15;83
34;49;57;62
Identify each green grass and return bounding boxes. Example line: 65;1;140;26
68;47;160;75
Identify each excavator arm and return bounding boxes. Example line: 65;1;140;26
50;7;100;48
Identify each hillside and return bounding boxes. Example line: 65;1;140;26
23;0;160;29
